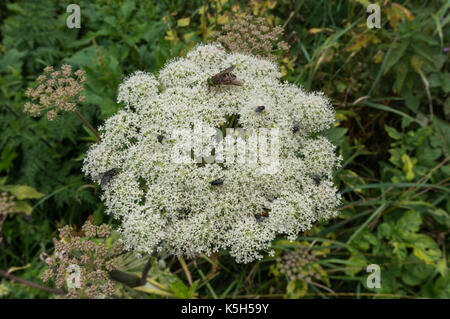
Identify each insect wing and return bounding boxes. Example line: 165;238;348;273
217;65;235;75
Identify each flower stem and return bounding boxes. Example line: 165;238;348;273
0;269;65;295
74;110;101;141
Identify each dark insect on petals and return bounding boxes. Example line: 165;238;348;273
207;65;243;86
255;215;268;223
255;105;265;113
313;174;321;186
157;134;164;143
293;124;300;134
210;179;224;186
100;168;118;188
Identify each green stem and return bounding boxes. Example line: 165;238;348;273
74;110;101;141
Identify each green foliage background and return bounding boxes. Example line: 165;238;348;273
0;0;448;298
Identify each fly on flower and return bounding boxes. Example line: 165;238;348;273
207;65;243;87
97;168;118;188
210;178;224;186
255;105;265;113
313;174;321;186
254;208;270;223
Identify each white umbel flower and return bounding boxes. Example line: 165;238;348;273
117;71;159;109
83;43;342;263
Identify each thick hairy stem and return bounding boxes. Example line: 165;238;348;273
140;256;153;286
74;110;101;141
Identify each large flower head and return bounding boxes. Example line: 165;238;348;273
83;44;342;263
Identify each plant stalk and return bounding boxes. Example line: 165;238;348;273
74;110;101;141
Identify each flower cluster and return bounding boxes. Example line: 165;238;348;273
0;192;15;216
210;15;290;61
276;246;326;283
83;44;342;263
41;220;123;299
24;65;86;121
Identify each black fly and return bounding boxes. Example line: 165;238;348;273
313;174;321;186
99;168;118;188
157;134;164;143
210;179;224;186
293;124;300;134
255;105;265;113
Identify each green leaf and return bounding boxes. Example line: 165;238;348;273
385;125;402;140
134;282;176;297
388;148;403;167
432;274;450;298
0;49;26;72
119;0;136;19
0;145;18;174
401;257;434;286
403;91;419;113
427;209;450;227
4;185;45;200
393;60;408;93
286;279;308;298
401;153;416;181
384;40;409;75
410;234;442;265
177;17;191;27
188;280;200;297
351;230;377;251
12;201;33;215
377;222;393;239
396;210;422;235
422;274;450;298
344;253;367;277
65;47;98;69
441;73;450;93
169;279;190;299
319;127;347;146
